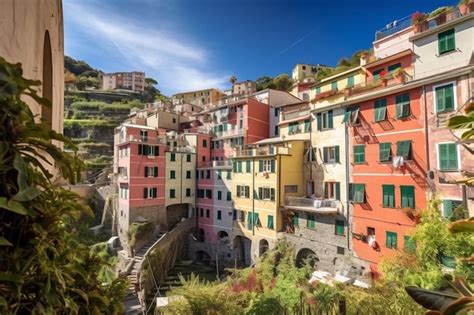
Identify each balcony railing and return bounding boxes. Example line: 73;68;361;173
346;70;412;97
184;126;213;134
284;196;342;214
119;135;166;144
415;7;464;34
214;127;244;138
282;110;310;121
375;14;412;41
235;146;289;157
200;160;233;168
167;146;195;153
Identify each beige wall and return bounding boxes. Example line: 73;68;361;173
0;0;64;138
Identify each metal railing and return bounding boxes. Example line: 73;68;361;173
375;14;412;40
200;160;233;167
235;146;289;157
167;146;195;153
284;196;343;213
119;135;166;144
214;127;244;138
417;7;463;34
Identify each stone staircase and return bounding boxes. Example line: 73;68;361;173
124;233;164;315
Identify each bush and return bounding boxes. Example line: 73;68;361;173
64;119;117;128
70;101;107;111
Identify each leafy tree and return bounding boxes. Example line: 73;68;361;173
273;74;293;91
229;75;237;86
75;76;101;91
145;77;158;86
255;76;275;91
0;57;127;314
64;55;99;77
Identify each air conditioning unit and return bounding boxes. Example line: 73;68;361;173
392;156;404;168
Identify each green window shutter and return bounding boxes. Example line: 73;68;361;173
316;113;322;130
347;76;354;87
270;188;275;201
143;188;148;199
324;182;329;198
255;188;259;200
304;119;310;132
395;93;410;118
217;210;222;220
388;63;401;72
217;191;222;200
352;108;360;125
386;232;397;249
170;189;176;198
246;161;251;173
268;215;274;229
254;213;260;226
307;215;315;229
315;87;321;95
335;219;344;235
328;110;334;128
335;146;340;163
401;185;415;209
247;212;253;230
259;160;263;172
335;182;341;200
353;184;365;203
374;99;387;122
274;126;279;136
270;160;275;173
233;161;237;173
439;143;458;171
227;191;231;201
373;68;383;80
443;200;454;218
438;29;455;54
238;161;242;173
331;82;337;90
342;111;351;124
144;166;148;177
227;171;232;179
354;145;365;164
293;213;299;227
436;84;454;112
396;141;412;159
382;185;395;208
323;147;328;163
154;167;159;177
379;142;391;162
403;236;416;253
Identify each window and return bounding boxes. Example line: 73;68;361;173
217;191;222;200
172;118;176;123
396;140;412;160
307;215;316;229
217;210;222;220
186;154;192;162
237;185;250;198
386;232;398;249
324;182;341;200
347;76;354;88
247;212;253;230
316;110;333;130
323;146;340;163
395;93;410;119
145;166;158;177
119;187;129;199
170;153;176;161
237;161;243;173
143;187;157;199
367;227;375;236
331;81;338;91
354;145;365;164
373;68;384;80
404;236;416;253
304;119;311;132
315;87;321;95
206;170;211;179
288;121;300;134
259;160;275;173
337;247;345;255
217;170;222;180
382;185;395;208
170;189;176;198
374;98;387;122
257;187;276;201
293;213;299;227
202;139;207;148
246;161;251;173
186;188;191;197
438;28;455;55
170;170;176;179
206;209;210;218
379;142;392;162
206;189;212;199
186;171;191;179
435;84;455;113
343;107;360;125
227;171;232;180
267;215;274;229
200;208;203;217
140;130;148;142
400;186;415;209
274;126;279;136
442;199;463;219
202;156;206;162
227;191;232;201
349;184;365;203
388;63;401;73
274;108;280;117
335;219;344;235
438;143;458;171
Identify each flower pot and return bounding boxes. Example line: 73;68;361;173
459;4;468;15
436;13;447;26
413;23;422;33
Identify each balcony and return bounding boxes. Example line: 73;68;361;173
346;70;411;97
235;146;289;157
284;196;342;214
414;7;466;35
167;146;195;153
213;127;244;139
184;126;213;134
119;135;166;145
312;89;342;102
200;160;233;168
375;14;412;40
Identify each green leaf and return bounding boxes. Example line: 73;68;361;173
447;115;474;130
12;187;41;202
0;237;12;246
0;197;28;215
0;272;23;283
405;286;458;311
448;218;474;233
13;153;29;191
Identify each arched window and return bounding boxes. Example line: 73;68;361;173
42;31;53;129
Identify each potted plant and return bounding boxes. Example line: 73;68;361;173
393;68;406;84
379;70;389;86
411;11;426;33
402;207;421;222
458;0;472;15
429;6;451;25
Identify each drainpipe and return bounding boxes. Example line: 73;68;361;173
252;156;255;236
344;110;351;252
278;153;282;232
422;86;431;194
194;143;198;235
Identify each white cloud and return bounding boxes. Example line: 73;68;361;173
63;0;230;94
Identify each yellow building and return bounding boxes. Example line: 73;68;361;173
172;88;226;107
232;139;306;264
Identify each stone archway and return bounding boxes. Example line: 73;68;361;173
42;30;53;129
217;230;229;243
259;239;269;256
195;250;211;263
296;248;319;268
233;235;252;267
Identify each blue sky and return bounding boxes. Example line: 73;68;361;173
64;0;452;95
